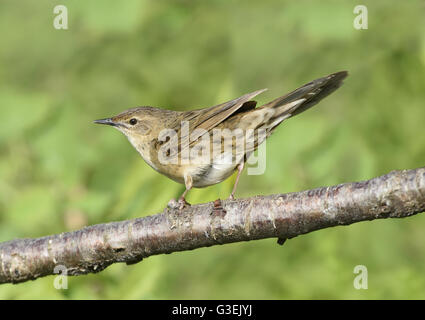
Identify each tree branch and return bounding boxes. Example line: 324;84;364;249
1;167;424;284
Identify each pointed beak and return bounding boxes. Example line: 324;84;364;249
93;118;117;126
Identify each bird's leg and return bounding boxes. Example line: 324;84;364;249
177;188;191;208
228;162;245;200
167;174;193;210
177;173;193;209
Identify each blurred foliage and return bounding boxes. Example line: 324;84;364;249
0;0;425;299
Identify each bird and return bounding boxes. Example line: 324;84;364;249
94;71;348;208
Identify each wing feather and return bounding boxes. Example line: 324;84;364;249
175;88;267;154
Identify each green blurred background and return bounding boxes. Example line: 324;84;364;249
0;0;424;299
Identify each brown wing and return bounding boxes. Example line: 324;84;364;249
173;88;267;155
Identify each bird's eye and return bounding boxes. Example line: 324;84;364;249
129;118;138;125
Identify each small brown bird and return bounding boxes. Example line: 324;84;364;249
94;71;348;208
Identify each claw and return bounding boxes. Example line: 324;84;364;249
168;198;190;210
167;198;179;209
177;197;190;210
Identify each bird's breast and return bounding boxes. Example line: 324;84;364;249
187;152;242;188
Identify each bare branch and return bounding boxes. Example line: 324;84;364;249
1;167;424;284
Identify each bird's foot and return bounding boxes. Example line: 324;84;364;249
178;197;190;209
167;198;179;209
212;199;227;217
167;197;190;210
227;194;235;201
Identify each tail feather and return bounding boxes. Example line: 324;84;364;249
261;71;348;119
234;71;348;154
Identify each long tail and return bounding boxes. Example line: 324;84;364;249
259;71;348;130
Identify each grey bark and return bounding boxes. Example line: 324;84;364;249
1;167;424;284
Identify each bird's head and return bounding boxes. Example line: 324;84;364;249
93;107;161;162
94;107;153;138
94;106;180;170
